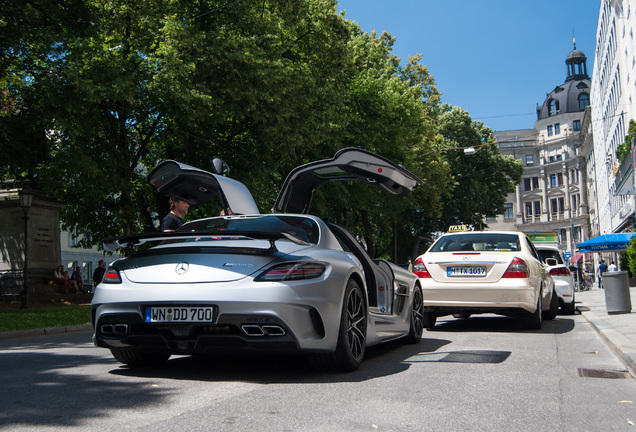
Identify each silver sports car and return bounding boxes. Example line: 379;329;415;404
91;148;425;371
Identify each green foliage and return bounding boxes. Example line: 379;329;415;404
625;238;636;277
433;106;523;231
617;119;636;163
0;0;515;263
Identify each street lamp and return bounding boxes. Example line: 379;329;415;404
19;190;33;309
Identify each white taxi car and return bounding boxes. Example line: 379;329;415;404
412;230;558;329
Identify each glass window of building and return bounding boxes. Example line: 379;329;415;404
578;93;590;110
532;177;539;189
547;125;553;136
504;203;514;220
573;120;581;131
555;123;561;134
549;99;559;116
526;155;534;166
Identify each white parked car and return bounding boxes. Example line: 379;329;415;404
412;230;558;329
536;245;576;315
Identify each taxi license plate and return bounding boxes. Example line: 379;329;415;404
447;266;486;277
145;306;216;323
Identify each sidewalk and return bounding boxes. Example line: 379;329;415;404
576;286;636;377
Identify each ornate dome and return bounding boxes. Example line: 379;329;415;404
537;44;590;120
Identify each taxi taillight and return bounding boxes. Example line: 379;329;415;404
550;267;571;276
502;257;529;278
413;257;431;278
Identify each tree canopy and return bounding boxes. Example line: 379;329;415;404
1;0;520;262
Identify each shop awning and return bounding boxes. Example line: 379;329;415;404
576;233;636;252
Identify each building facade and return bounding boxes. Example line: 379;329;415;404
489;45;592;271
590;0;636;238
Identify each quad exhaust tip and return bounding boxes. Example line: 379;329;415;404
241;324;285;337
101;324;129;335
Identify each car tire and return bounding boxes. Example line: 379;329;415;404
542;290;559;320
562;292;576;315
403;285;424;344
110;348;171;366
310;278;367;372
523;294;543;330
423;311;437;329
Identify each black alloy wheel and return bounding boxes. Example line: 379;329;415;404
404;285;424;344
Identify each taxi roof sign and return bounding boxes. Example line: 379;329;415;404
448;225;469;232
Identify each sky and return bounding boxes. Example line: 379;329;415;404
337;0;602;132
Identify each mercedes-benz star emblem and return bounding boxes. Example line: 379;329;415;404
175;262;190;275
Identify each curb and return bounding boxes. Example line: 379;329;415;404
0;324;92;341
578;308;636;378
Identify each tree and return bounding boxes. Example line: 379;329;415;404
433;105;523;231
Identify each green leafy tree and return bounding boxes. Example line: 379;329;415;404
434;105;523;231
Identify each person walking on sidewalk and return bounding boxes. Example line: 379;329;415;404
608;261;618;271
597;259;608;289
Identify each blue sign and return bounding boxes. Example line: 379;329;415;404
564;251;571;259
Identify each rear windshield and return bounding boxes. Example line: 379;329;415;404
180;215;320;244
537;249;564;264
429;233;521;252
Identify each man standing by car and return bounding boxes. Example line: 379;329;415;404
91;259;106;293
597;259;608;289
161;197;189;231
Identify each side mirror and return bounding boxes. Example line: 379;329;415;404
211;157;230;176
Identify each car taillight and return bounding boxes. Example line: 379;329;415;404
502;257;529;278
550;267;571;276
102;267;122;284
255;262;326;282
413;257;431;278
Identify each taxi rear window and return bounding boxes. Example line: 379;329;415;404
430;233;521;252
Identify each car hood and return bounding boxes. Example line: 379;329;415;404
273;147;423;214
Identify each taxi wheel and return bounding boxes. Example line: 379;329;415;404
423;311;437;329
542;290;559;320
523;295;543;330
111;348;171;366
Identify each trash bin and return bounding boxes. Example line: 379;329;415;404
603;271;632;314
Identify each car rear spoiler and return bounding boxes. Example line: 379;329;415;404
103;230;310;254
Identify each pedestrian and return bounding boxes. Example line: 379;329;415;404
71;266;85;293
53;265;71;293
597;259;608;289
161;197;189;232
608;261;618;271
91;259;106;293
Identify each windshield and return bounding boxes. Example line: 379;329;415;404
537;249;564;264
179;215;320;244
430;233;521;252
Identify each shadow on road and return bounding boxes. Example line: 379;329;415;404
426;315;576;334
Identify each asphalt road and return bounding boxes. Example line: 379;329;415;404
1;313;635;431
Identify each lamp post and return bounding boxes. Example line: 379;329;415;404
19;190;33;309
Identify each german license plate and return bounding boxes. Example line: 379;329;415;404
447;266;486;277
145;306;216;323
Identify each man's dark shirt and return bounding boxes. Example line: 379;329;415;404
93;267;106;286
161;212;184;231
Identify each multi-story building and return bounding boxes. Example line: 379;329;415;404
590;0;636;239
489;45;592;271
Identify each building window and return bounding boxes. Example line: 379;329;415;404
571;193;580;216
523;176;539;191
548;99;559;116
570;168;579;183
578;93;590;110
525;200;541;220
68;228;79;248
550;197;565;217
504;203;514;220
554;123;560;134
573;120;581;131
549;173;563;187
547;125;554;136
526;155;534;166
